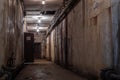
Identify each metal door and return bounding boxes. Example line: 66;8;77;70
24;33;34;62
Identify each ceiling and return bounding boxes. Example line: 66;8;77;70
24;0;63;11
23;0;63;32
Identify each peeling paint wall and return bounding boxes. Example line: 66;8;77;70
46;0;117;79
0;0;24;69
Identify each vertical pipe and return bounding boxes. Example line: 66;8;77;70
117;3;120;73
65;15;68;67
61;23;63;65
111;1;119;72
49;36;51;61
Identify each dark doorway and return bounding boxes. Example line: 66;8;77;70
34;43;41;59
24;33;34;63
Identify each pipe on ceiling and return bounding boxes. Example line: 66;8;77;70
46;0;81;37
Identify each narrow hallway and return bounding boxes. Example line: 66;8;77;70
15;60;86;80
0;0;120;80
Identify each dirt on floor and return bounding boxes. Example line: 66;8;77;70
15;60;87;80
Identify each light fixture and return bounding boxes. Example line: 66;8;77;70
38;19;41;23
36;24;40;32
37;29;39;32
42;0;45;5
39;27;48;30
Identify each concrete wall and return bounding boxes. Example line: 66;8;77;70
41;39;46;59
46;0;118;79
23;18;27;32
46;30;55;61
0;0;24;69
34;33;43;43
50;30;55;62
66;0;112;78
46;36;51;60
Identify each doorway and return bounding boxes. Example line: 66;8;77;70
24;33;34;63
34;43;42;59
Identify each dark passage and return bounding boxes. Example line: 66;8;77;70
0;0;120;80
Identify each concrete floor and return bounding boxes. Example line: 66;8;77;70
15;60;87;80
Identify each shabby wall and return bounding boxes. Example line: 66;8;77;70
0;0;24;70
46;0;120;79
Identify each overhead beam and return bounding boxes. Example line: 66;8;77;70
25;10;56;15
25;10;42;12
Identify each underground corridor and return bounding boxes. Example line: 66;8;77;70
0;0;120;80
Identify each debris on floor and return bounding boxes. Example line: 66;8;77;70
15;61;87;80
